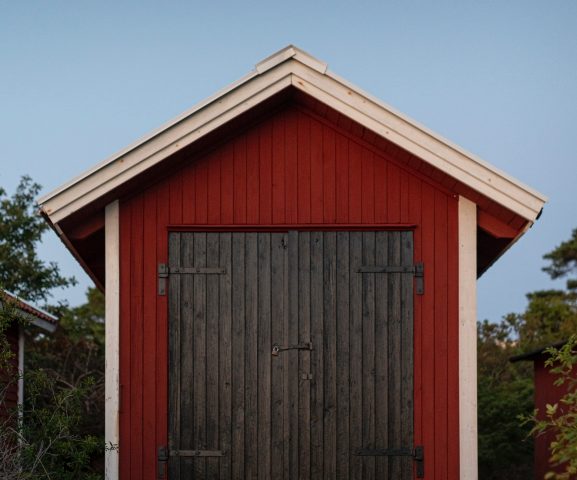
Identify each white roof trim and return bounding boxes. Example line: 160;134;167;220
39;45;547;224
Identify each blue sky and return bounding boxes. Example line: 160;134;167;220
1;1;576;322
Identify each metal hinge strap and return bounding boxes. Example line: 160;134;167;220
158;263;226;295
357;262;424;295
354;445;424;477
157;445;168;479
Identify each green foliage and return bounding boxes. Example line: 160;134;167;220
0;176;75;303
543;228;577;287
26;287;105;439
478;227;577;479
477;317;535;480
0;176;105;477
522;336;577;480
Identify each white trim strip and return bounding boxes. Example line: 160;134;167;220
105;200;120;480
459;196;478;480
18;326;24;408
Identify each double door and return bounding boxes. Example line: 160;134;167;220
167;230;416;479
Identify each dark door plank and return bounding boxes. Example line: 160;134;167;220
218;233;232;479
298;232;311;480
257;233;272;479
310;230;324;479
335;231;351;479
244;233;259;478
231;233;245;479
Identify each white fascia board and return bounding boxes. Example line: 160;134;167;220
290;65;547;221
39;47;547;225
256;44;327;74
40;64;294;223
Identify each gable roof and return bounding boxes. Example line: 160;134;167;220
1;290;58;333
39;45;546;226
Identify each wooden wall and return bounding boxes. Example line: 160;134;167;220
118;103;459;479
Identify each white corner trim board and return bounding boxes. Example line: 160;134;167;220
105;201;120;480
459;196;478;480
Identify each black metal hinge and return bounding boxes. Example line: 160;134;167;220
157;445;168;479
355;445;424;477
357;262;424;295
158;263;227;295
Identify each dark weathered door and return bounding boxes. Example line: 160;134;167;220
167;231;415;479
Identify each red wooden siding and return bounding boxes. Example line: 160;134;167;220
119;103;459;479
533;356;577;479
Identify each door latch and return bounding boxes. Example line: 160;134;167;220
157;445;168;479
272;342;313;356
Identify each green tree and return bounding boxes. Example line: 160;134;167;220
0;177;105;477
0;176;75;302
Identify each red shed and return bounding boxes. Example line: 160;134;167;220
511;343;576;478
0;291;58;422
39;46;546;480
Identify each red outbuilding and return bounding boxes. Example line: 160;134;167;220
39;46;546;479
511;343;577;479
0;290;58;422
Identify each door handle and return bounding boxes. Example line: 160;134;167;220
272;342;313;356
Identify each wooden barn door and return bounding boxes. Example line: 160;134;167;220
166;231;417;479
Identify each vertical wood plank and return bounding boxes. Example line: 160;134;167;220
182;165;196;224
221;143;234;224
336;231;350;479
142;190;157;480
169;168;183;225
244;233;259;478
233;137;247;224
361;150;375;224
287;230;299;478
374;154;387;223
285;111;298;224
348;142;362;223
421;183;436;479
310;231;324;479
388;231;402;479
400;231;415;479
298;232;311;480
156;182;170;458
297;112;311;223
179;233;194;478
374;231;389;478
130;198;144;480
361;232;376;480
219;233;233;479
231;233;245;478
206;233;220;478
259;122;273;225
310;118;324;223
271;233;286;479
349;232;363;480
322;125;336;223
246;131;260;224
119;202;132;480
196;160;209;224
168;232;181;480
272;114;286;224
335;135;349;223
434;191;449;480
447;198;460;480
193;233;207;477
323;232;337;480
207;152;222;224
257;233;272;479
387;164;401;223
